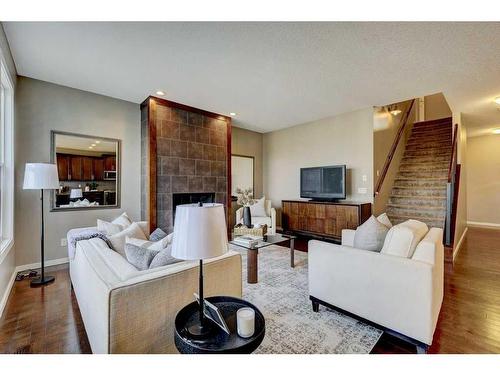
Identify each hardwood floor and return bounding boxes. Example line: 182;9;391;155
1;227;499;354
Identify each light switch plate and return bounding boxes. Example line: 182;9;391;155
60;238;67;247
358;187;368;194
362;175;367;182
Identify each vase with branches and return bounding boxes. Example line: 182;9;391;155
236;187;254;227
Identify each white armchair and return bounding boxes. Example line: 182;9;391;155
235;200;276;235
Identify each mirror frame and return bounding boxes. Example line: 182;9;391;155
50;130;122;212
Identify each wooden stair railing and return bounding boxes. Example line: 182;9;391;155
445;123;459;246
374;99;416;197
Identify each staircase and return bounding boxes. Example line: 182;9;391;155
386;117;452;228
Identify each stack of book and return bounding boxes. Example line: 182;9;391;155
233;235;262;248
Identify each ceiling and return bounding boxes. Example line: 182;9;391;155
4;22;500;133
56;134;117;153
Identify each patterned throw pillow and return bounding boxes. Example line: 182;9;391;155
149;228;168;242
149;245;181;269
124;243;160;271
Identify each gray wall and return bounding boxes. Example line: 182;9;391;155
263;108;374;209
0;23;17;316
15;77;141;266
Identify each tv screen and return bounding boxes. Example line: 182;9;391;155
300;165;346;200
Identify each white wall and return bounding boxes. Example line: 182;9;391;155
0;23;17;317
263;108;374;208
15;77;141;266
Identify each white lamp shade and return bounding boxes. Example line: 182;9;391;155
171;203;228;260
70;188;83;199
23;163;60;190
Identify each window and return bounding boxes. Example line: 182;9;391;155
0;60;14;255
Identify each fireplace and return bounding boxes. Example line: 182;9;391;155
172;192;215;221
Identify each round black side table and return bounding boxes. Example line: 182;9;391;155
174;296;265;354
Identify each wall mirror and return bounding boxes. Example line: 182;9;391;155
231;154;254;198
51;131;121;211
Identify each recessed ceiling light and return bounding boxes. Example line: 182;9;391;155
494;97;500;105
156;90;165;96
230;112;236;116
88;146;93;149
91;144;96;147
492;128;500;134
95;140;101;144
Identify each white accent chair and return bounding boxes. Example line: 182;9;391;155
308;227;444;353
235;200;276;235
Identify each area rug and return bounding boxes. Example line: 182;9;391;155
230;244;383;354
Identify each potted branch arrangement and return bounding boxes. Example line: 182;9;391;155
236;187;255;228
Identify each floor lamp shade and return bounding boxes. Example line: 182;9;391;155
172;203;228;260
23;163;60;189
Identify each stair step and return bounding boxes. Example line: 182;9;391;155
408;136;452;144
394;179;448;188
404;150;452;158
405;143;452;151
391;187;446;197
406;139;451;148
411;126;451;134
397;170;449;179
389;195;447;206
401;155;451;164
387;203;446;211
387;207;446;220
388;214;445;228
399;164;449;172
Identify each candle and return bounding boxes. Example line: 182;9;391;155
237;307;255;338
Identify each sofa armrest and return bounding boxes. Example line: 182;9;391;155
269;207;277;234
341;229;356;246
107;251;242;353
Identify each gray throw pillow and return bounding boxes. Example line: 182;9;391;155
124;243;160;271
353;215;389;252
149;228;167;242
149;244;182;269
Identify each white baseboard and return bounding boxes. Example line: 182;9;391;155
453;227;468;262
467;221;500;229
0;270;16;318
15;257;69;273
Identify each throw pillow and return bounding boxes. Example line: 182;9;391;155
112;212;133;228
125;233;171;252
381;220;429;258
353;215;389;252
150;228;167;242
149;245;182;269
137;221;149;237
124;243;160;271
249;197;267;217
377;213;393;228
109;222;148;258
97;219;124;236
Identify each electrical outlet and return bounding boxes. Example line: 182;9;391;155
358;187;368;194
60;238;67;247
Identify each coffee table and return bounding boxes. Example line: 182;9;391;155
230;233;297;284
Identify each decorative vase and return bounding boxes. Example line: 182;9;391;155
243;206;252;228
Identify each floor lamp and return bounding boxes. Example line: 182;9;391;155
23;163;60;287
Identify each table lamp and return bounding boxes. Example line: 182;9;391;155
23;163;60;287
172;202;228;337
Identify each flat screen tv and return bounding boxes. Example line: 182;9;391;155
300;165;346;201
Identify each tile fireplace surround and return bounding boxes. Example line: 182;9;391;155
140;97;232;233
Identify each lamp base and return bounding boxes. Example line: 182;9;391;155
186;321;212;338
30;275;55;287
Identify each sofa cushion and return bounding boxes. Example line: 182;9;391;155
251;216;272;228
149;228;167;241
377;213;393;228
109;222;148;258
112;212;133;227
126;234;171;252
124;243;160;271
250;197;267;217
149;244;182;269
353;215;389;252
97;219;124;236
381;220;429;258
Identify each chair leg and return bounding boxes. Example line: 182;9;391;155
312;300;319;312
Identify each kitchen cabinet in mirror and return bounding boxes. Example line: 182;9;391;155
51;131;121;211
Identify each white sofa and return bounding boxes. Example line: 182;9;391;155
67;227;242;354
235;200;276;235
308;227;444;352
